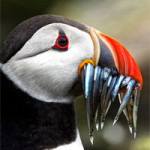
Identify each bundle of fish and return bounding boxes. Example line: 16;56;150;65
80;63;141;143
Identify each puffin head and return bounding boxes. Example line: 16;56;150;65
1;15;142;140
1;15;94;103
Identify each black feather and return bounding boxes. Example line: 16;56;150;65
1;71;76;150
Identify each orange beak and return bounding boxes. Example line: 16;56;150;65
95;30;143;90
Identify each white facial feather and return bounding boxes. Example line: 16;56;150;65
2;23;94;103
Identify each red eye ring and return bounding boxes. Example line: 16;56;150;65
53;31;69;51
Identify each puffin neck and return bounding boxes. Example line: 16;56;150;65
1;71;77;150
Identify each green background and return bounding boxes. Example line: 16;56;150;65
1;0;150;150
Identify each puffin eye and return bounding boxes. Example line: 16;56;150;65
53;30;69;51
57;36;68;47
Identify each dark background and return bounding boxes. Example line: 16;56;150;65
1;0;150;150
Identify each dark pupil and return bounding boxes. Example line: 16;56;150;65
57;37;67;47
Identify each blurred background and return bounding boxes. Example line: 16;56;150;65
1;0;150;149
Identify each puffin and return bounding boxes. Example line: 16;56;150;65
0;14;143;150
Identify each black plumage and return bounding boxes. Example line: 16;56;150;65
1;71;76;150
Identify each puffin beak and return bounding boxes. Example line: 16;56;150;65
78;28;142;143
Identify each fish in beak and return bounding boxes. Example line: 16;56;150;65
78;28;142;143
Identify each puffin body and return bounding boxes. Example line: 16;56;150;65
1;72;80;150
0;15;143;150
